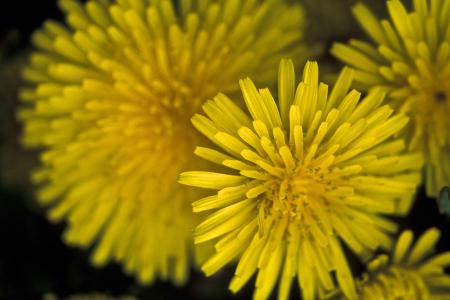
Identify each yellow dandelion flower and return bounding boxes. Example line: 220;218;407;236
331;0;450;197
351;228;450;299
18;0;308;285
179;59;423;300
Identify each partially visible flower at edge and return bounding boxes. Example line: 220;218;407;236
332;228;450;299
18;0;311;285
331;0;450;197
180;59;423;300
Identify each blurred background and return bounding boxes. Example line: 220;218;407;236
0;0;448;299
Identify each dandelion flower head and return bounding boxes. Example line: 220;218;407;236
18;0;308;285
180;59;423;299
332;0;450;197
352;228;450;299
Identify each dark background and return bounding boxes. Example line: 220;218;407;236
0;0;448;299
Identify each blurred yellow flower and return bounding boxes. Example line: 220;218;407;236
180;59;423;299
18;0;309;285
332;0;450;197
353;228;450;299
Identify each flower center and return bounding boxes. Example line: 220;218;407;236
419;79;449;109
410;72;450;130
262;165;333;225
434;90;447;102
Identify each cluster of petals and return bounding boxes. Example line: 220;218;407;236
18;0;307;284
181;59;423;299
332;0;450;197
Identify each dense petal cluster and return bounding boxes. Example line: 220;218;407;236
18;0;308;285
352;228;450;299
332;0;450;197
180;60;423;299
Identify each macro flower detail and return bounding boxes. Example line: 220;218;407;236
180;59;423;299
18;0;308;285
351;228;450;299
331;0;450;197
